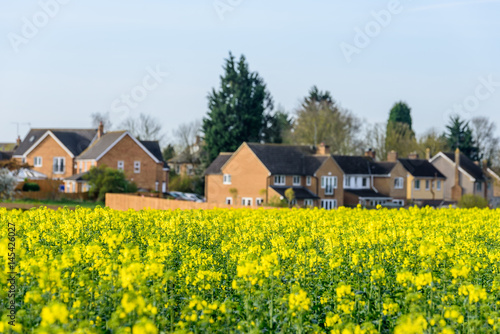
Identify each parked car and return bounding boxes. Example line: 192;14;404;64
184;193;205;203
169;191;192;201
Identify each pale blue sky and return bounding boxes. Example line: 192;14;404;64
1;0;499;144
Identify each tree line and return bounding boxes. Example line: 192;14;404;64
90;52;500;191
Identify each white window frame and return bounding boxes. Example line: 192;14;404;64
242;197;253;206
306;176;312;186
414;179;421;190
321;199;337;210
134;161;141;174
223;174;232;185
425;180;430;191
34;156;42;167
394;177;404;189
321;176;337;195
436;180;441;191
256;198;264;206
53;157;65;174
304;199;314;207
226;197;233;205
274;175;285;185
117;161;124;170
293;175;301;186
344;176;352;188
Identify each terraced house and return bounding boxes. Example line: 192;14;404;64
206;143;445;208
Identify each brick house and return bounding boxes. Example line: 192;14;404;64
12;128;97;179
68;129;168;193
205;142;343;209
430;149;500;206
384;150;447;206
12;124;168;193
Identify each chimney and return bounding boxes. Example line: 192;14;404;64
364;148;376;160
451;148;463;201
408;151;419;160
98;121;104;139
16;136;21;147
387;150;398;162
317;142;330;155
425;148;431;160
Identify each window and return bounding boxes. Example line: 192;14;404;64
53;157;65;174
394;177;404;189
187;164;194;175
306;176;312;186
274;175;285;185
33;156;42;167
293;175;301;186
175;165;180;174
226;197;233;205
79;162;83;173
436;180;441;191
117;161;124;170
476;182;482;192
155;181;159;192
345;176;352;188
304;199;314;207
242;197;253;206
414;179;421;190
134;161;141;173
223;174;231;184
321;176;337;195
256;198;264;206
362;177;368;187
321;199;337;210
425;180;430;190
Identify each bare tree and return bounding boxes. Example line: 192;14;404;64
174;119;202;155
364;122;387;160
471;116;500;165
119;113;164;142
91;112;112;131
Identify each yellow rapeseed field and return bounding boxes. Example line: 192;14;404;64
1;206;500;333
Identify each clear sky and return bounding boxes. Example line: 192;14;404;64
1;0;499;144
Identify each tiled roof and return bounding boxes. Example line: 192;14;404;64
442;152;485;181
205;153;232;175
140;141;164;163
77;132;126;160
346;189;392;198
246;143;323;175
333;156;392;175
270;186;320;199
14;129;96;157
65;172;89;181
399;159;446;178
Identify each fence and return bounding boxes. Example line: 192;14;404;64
106;193;275;211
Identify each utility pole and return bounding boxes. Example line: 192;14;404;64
11;122;31;138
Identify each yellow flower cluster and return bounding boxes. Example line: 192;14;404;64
0;206;499;333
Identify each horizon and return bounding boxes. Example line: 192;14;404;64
1;0;499;144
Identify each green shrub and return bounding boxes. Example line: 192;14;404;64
458;194;488;209
22;182;41;192
84;165;138;202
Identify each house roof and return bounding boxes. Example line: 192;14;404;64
65;172;89;182
205;153;232;175
346;189;392;198
246;143;322;175
399;159;446;178
442;152;486;181
0;143;17;152
14;129;97;157
77;131;126;160
140;141;164;163
332;156;391;175
270;186;320;199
